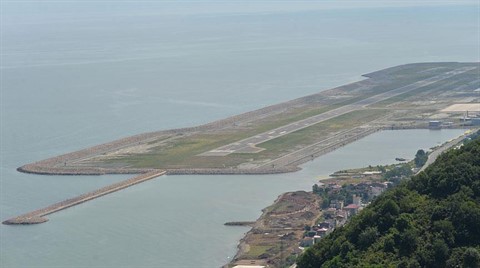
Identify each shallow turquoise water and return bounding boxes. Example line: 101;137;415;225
1;1;478;267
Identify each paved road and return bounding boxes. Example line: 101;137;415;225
202;67;475;156
418;130;475;173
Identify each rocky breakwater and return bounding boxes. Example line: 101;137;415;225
165;166;300;175
2;170;166;225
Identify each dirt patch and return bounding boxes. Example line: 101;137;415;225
441;103;480;112
228;191;321;268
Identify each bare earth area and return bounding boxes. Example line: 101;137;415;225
227;191;321;268
441;103;480;112
18;62;480;176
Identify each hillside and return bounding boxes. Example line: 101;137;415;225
297;135;480;268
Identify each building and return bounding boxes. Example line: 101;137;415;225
429;120;441;129
306;231;317;238
330;200;344;210
335;211;348;227
352;194;362;206
344;204;360;216
324;208;336;219
318;221;331;229
300;237;314;247
316;228;329;237
313;235;322;244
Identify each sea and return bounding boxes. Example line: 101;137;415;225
1;1;478;267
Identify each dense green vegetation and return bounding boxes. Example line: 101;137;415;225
414;149;428;168
384;163;414;182
297;135;480;268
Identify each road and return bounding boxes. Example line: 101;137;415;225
418;130;475;173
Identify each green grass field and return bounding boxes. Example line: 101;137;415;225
105;109;388;169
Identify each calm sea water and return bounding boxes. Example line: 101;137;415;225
1;1;478;267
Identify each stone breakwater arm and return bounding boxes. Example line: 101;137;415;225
2;170;166;225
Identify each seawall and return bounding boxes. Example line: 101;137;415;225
2;170;166;225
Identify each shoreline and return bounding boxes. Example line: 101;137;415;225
226;129;477;267
226;191;321;268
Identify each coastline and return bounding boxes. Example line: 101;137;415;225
226;129;477;267
226;191;321;268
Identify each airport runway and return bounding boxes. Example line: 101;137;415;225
202;67;475;156
258;126;380;168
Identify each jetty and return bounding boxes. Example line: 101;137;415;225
2;170;166;225
224;221;256;226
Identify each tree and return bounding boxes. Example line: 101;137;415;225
357;227;378;249
432;239;450;267
297;135;480;268
463;248;480;268
414;149;428;167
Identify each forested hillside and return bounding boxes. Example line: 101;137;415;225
297;135;480;268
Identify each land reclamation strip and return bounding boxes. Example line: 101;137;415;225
16;63;479;174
